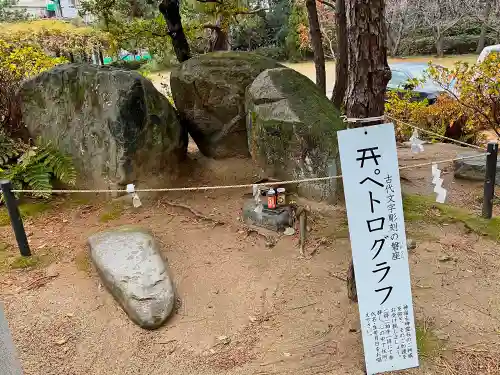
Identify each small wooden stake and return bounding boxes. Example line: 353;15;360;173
299;210;307;256
482;141;498;219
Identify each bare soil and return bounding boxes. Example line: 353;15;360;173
1;143;499;375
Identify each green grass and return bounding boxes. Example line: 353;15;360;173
416;319;444;359
0;201;51;226
0;243;58;271
403;194;500;241
9;255;42;269
4;250;56;270
99;201;125;223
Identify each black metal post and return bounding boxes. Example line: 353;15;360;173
482;142;498;219
0;180;31;256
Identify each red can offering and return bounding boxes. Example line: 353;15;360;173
267;188;276;209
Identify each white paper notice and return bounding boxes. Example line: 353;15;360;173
338;123;419;375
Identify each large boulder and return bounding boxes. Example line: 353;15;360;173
454;151;500;184
88;227;175;330
246;68;346;202
170;52;282;158
18;63;187;190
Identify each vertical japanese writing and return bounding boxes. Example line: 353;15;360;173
385;174;403;261
358;147;393;305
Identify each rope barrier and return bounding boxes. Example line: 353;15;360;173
385;115;487;151
399;153;488;171
8;153;488;195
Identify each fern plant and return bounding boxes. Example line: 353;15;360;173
0;137;76;200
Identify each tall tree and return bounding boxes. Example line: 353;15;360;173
416;0;464;57
331;0;347;108
159;0;191;62
386;0;412;56
305;0;326;93
344;0;391;301
476;0;493;53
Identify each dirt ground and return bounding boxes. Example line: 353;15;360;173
1;143;500;375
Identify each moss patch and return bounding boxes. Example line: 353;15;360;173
416;319;444;359
10;255;41;269
74;250;92;274
0;201;51;226
8;249;57;270
99;201;125;222
403;194;500;241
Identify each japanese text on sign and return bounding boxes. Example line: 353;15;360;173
338;123;419;374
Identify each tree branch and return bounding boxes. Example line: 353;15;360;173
203;23;219;30
235;7;267;15
441;16;465;33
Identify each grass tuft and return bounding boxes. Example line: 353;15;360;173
74;250;92;274
9;255;41;269
99;201;124;223
416;318;444;359
0;201;51;226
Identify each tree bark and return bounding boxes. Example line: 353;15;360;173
344;0;391;302
434;25;444;57
331;0;347;108
392;15;405;56
206;15;230;52
306;0;326;94
159;0;191;63
344;0;391;119
477;0;492;53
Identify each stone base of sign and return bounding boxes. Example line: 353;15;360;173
242;199;292;232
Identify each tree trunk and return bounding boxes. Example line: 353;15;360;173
159;0;191;63
207;16;230;52
435;26;444;57
477;0;492;53
331;0;347;108
344;0;391;118
306;0;326;94
386;26;394;56
344;0;391;302
392;17;405;56
209;28;230;51
99;49;104;65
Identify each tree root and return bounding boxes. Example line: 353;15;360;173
161;199;224;226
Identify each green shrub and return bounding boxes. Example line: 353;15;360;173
254;46;288;61
109;59;146;70
398;34;497;56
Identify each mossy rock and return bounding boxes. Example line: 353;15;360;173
170;52;283;158
245;68;345;202
18;63;188;190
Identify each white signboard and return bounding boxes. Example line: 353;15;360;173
338;123;419;375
